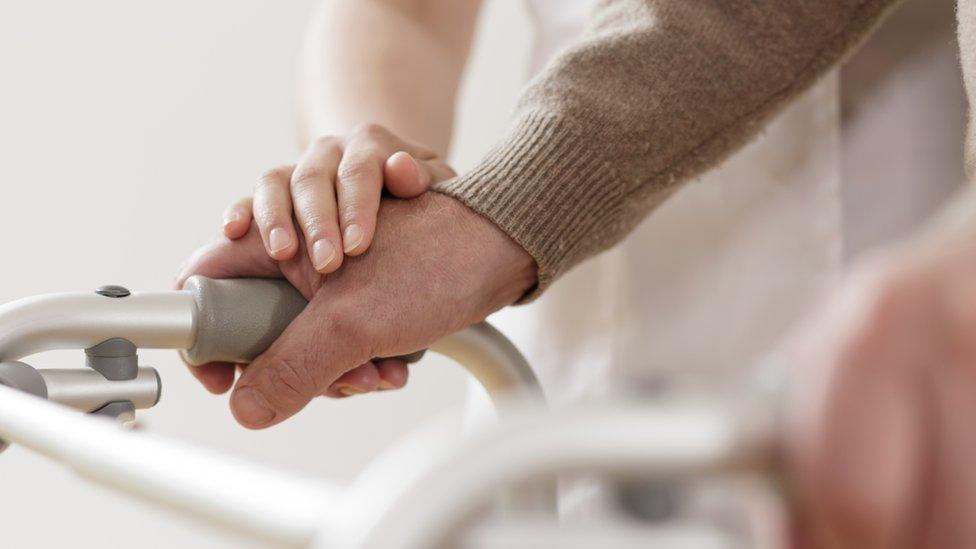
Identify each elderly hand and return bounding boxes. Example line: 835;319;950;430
212;124;458;397
177;192;536;428
221;123;455;272
783;194;976;548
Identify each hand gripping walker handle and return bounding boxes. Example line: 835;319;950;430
178;277;540;405
179;276;426;367
0;277;545;542
183;276;543;403
0;276;537;411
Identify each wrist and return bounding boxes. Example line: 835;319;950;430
428;192;538;308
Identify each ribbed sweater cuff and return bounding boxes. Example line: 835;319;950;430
434;112;627;302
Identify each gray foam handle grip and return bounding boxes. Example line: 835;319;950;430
180;276;427;367
181;276;308;366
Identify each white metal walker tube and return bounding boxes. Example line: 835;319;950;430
0;383;339;547
0;277;546;546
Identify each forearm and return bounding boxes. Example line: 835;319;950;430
299;0;481;155
437;0;903;298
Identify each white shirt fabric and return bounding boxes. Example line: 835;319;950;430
482;0;965;409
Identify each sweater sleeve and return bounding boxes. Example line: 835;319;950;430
434;0;901;299
959;0;976;179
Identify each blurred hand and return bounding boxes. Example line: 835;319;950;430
221;123;455;273
178;192;536;427
784;200;976;548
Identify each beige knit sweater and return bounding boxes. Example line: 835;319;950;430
435;0;935;299
960;0;976;177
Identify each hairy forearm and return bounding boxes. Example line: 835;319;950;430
299;0;480;155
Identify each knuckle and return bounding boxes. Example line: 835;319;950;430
337;158;378;183
251;209;285;230
340;207;363;228
251;198;287;224
258;165;293;186
290;166;327;190
297;213;331;239
352;122;390;140
328;304;380;358
260;356;317;404
313;135;341;148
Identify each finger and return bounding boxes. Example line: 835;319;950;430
336;131;386;256
187;362;236;394
291;138;344;273
384;152;429;198
384;152;456;196
320;387;348;398
253;165;300;261
376;358;409;390
788;345;923;548
327;362;381;397
229;300;368;428
222;197;254;240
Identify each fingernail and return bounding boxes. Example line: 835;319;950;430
409;154;430;186
343;224;363;253
223;210;241;226
312;239;336;271
269;227;290;254
231;387;275;426
338;386;363;397
378;380;396;391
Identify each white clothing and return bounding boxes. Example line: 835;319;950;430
485;0;965;407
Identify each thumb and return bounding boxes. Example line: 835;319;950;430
384;151;455;198
228;301;368;429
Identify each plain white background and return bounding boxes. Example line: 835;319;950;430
0;1;532;546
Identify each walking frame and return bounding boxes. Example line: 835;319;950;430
0;277;784;548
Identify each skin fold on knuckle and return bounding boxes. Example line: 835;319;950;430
337;156;380;186
259;165;293;184
338;159;383;228
295;209;331;241
290;165;328;193
312;135;341;149
249;355;319;411
339;199;376;231
351;122;391;141
254;171;291;222
326;301;382;364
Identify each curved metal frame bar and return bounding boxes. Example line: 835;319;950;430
0;291;196;362
0;281;547;547
340;398;776;549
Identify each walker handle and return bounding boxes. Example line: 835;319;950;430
180;276;424;366
180;276;308;366
179;276;541;403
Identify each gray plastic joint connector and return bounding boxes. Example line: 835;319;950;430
0;362;48;399
86;338;138;381
0;361;48;453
